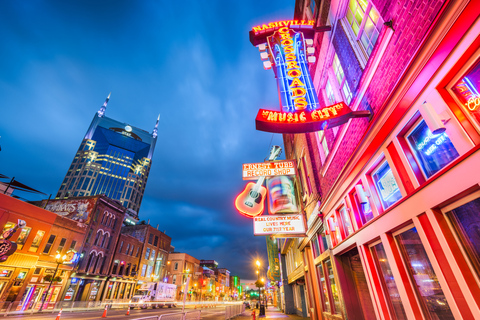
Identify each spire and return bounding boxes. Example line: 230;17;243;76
152;114;160;138
97;92;111;117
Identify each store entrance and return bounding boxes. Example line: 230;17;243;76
337;247;376;320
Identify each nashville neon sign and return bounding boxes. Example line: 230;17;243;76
252;20;314;33
256;102;370;133
250;20;370;134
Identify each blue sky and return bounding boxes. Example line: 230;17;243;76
0;0;294;280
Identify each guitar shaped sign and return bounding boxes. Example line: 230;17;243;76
235;145;282;218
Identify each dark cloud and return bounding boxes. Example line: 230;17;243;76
0;0;293;279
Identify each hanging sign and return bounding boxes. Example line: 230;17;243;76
253;214;306;237
250;21;370;134
243;160;296;180
256;102;370;133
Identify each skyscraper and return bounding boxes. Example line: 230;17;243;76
56;94;158;217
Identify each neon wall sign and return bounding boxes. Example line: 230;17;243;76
243;160;296;180
256;101;370;133
250;21;369;134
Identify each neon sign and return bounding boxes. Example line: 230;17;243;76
466;95;480;111
243;160;296;180
256;101;370;133
252;20;314;33
250;21;369;134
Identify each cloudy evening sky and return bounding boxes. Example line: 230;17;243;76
0;0;295;280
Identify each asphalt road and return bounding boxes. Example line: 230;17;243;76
2;306;228;320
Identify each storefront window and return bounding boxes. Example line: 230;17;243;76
339;206;354;236
396;228;454;319
353;189;374;224
327;215;342;246
15;227;31;250
371;243;407;320
325;260;341;315
28;230;45;253
452;57;480;123
446;197;480;277
407;120;459;178
312;235;321;258
317;263;331;313
372;161;402;209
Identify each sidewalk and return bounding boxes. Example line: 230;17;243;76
234;305;309;320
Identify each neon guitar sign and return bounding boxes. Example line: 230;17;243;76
235;146;282;218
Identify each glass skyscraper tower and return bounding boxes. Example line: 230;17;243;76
56;94;158;215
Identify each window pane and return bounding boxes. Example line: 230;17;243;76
16;227;31;250
354;190;374;224
325;260;341;314
339;207;354;236
407;120;459;178
28;230;45;252
372;161;402;209
447;197;480;276
317;263;331;312
396;228;454;319
372;243;407;320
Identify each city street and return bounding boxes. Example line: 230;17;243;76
4;306;227;320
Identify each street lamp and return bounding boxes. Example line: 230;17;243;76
39;253;67;312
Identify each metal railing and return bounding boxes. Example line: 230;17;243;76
132;310;202;320
225;304;245;319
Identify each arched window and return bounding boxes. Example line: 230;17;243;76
94;232;101;246
112;262;119;274
101;234;109;248
119;263;125;276
85;252;96;272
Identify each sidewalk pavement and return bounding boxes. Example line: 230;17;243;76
235;305;309;320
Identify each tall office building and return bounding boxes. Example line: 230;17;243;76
56;94;158;217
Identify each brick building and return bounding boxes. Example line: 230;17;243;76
166;252;201;301
104;232;143;300
122;224;171;286
39;195;126;303
270;0;480;319
0;193;57;311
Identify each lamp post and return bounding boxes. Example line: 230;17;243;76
39;253;67;312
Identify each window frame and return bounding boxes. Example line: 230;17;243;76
342;0;384;64
404;117;460;180
440;190;480;287
371;159;402;210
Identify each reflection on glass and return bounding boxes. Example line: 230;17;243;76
339;207;354;236
396;228;454;319
447;197;480;277
16;227;32;250
372;243;407;319
28;230;45;253
373;161;402;209
407;120;459;178
325;260;341;315
354;190;374;224
317;263;331;312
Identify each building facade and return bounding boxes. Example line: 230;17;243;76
166;253;201;301
55;94;159;216
123;224;171;285
0;193;57;311
41;195;126;303
276;0;480;319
